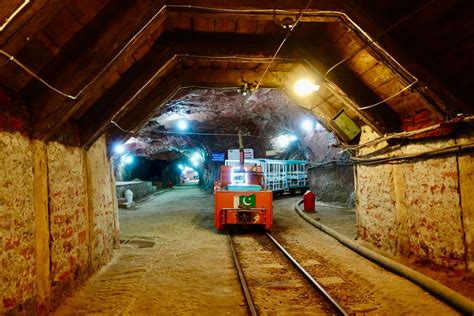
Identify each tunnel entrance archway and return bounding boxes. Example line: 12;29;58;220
111;86;356;229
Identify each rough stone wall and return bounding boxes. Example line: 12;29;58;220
86;137;117;270
0;132;36;312
305;128;355;204
308;165;354;205
47;142;90;292
356;126;472;270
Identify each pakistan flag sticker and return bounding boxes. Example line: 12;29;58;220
234;194;256;208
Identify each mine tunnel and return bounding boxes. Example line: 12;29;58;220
1;1;473;315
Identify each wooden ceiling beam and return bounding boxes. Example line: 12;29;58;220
81;64;294;148
104;68;294;147
79;31;289;147
0;0;65;48
166;10;340;24
24;0;167;140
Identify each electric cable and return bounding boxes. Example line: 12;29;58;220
357;80;418;110
0;50;77;100
340;115;474;151
324;0;436;80
254;0;313;91
234;0;313;147
323;0;437;111
150;130;272;139
0;0;30;32
352;142;474;165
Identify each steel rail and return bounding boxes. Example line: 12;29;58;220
227;233;257;316
265;231;349;316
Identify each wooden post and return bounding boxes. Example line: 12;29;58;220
32;140;51;301
457;134;474;272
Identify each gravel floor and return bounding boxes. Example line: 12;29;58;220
54;186;460;315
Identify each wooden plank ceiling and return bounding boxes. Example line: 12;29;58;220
0;0;472;147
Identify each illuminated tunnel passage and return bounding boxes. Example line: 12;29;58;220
1;1;474;314
54;188;458;315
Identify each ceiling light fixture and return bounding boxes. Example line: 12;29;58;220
294;79;320;96
113;144;126;154
276;134;297;148
302;119;314;131
121;154;134;165
237;82;253;97
281;17;294;29
177;120;188;130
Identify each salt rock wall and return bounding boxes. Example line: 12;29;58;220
356;126;473;270
305;129;355;204
0;132;36;311
308;165;354;205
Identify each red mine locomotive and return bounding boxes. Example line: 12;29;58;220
214;164;273;230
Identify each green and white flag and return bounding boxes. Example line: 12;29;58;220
234;194;256;208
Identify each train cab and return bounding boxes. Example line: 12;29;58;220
214;165;273;230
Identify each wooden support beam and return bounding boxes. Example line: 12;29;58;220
0;0;65;48
101;66;295;146
79;31;288;147
32;140;51;302
296;37;400;133
166;9;340;24
25;1;166;140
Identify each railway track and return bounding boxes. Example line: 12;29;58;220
228;231;349;315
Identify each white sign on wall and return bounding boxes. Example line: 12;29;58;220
228;148;254;160
265;150;277;157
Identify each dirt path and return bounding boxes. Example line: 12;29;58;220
54;187;458;315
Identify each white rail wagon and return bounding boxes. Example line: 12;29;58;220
224;159;308;194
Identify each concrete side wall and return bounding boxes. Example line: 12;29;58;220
0;129;117;313
356;126;473;270
116;181;156;201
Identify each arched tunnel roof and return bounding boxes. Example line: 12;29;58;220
0;0;472;148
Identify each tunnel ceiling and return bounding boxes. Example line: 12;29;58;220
127;87;335;161
0;0;472;153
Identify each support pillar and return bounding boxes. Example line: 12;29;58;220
32;140;51;302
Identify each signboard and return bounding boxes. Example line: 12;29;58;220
265;150;277;157
228;148;254;160
211;152;225;162
332;110;361;141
